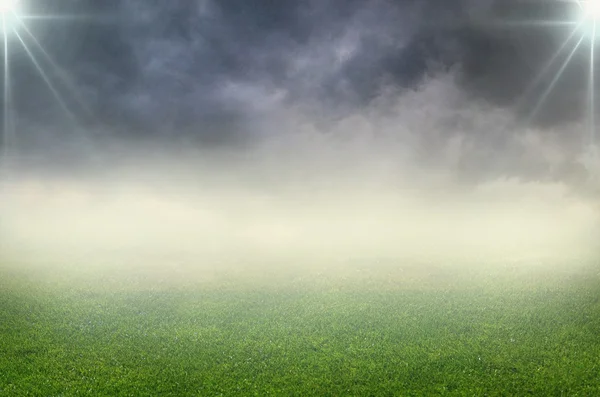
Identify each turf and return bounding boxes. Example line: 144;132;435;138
1;260;600;396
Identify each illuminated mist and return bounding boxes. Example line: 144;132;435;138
1;1;599;288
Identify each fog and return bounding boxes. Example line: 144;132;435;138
1;73;599;287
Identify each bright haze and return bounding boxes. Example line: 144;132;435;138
0;0;599;285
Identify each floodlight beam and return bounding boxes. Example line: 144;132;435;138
16;18;93;116
517;23;583;109
529;33;586;122
590;23;596;147
2;13;12;165
13;28;77;123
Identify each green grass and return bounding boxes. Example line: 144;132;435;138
1;260;600;396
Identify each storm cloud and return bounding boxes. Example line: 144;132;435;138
0;0;597;190
1;0;588;144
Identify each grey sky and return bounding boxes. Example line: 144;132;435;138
1;0;596;185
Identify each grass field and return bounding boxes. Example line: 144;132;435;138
1;257;600;396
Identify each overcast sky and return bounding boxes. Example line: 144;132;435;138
1;0;595;177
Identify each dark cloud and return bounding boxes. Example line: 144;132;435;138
0;0;594;157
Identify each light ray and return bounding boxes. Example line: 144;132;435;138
2;13;7;161
517;23;583;110
2;13;13;167
528;33;586;122
589;22;596;147
21;14;100;21
12;28;77;123
16;17;92;116
489;20;579;28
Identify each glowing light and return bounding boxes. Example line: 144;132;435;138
517;23;583;109
2;13;11;166
590;21;596;147
0;0;96;169
528;34;585;121
581;0;600;22
13;29;77;121
508;2;599;147
0;0;19;15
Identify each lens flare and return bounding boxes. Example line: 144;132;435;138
0;1;96;170
505;1;599;150
581;0;600;22
0;0;19;15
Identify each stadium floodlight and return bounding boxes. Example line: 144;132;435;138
581;0;600;22
0;0;20;16
0;0;97;172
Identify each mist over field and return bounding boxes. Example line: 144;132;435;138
0;1;599;287
4;3;600;395
2;74;599;287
